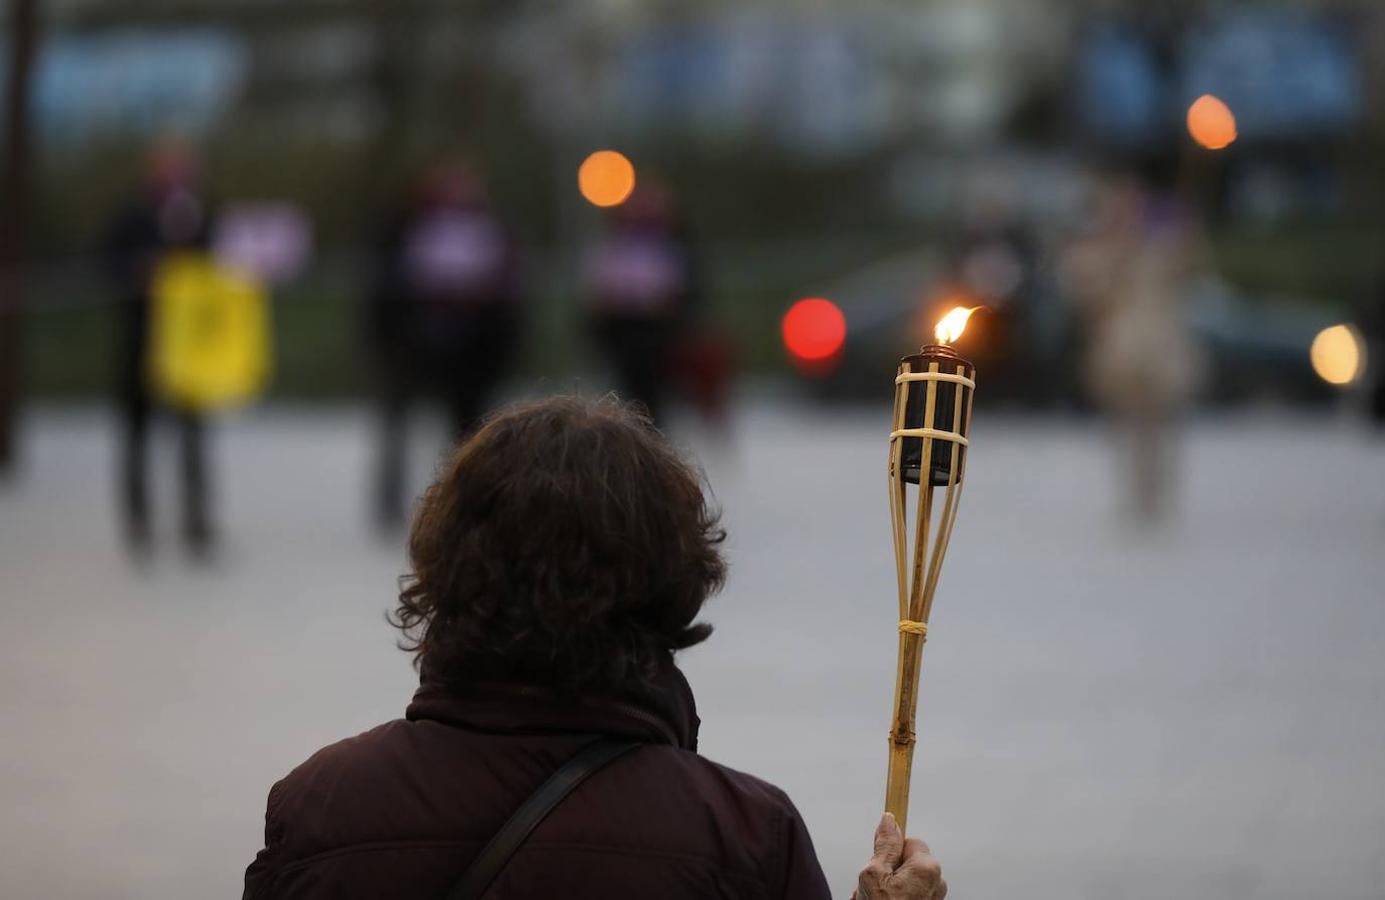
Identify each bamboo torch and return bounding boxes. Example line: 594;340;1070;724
883;306;978;832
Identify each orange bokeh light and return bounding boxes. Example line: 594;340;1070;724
1187;94;1237;150
782;297;847;363
578;150;636;207
1310;324;1365;386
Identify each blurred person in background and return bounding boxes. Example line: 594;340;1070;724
243;396;946;900
1062;164;1205;523
674;321;738;438
102;139;217;558
366;162;523;530
939;172;1047;403
1364;274;1385;428
581;183;699;427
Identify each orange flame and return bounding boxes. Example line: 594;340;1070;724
934;306;979;345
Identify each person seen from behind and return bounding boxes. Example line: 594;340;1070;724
244;395;946;899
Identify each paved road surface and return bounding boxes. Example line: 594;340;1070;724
2;406;1384;898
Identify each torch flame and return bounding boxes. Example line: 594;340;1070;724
934;306;979;345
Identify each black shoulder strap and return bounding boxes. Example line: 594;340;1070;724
445;737;641;900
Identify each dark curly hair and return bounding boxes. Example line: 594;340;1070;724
391;395;726;693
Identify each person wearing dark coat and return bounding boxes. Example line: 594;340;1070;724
581;184;697;427
103;141;215;558
243;396;946;899
1364;274;1385;427
366;164;522;529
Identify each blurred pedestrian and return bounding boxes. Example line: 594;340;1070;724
1063;169;1204;523
940;171;1047;403
103;139;217;558
366;163;522;530
244;396;946;899
1363;274;1385;428
581;184;698;426
674;324;737;437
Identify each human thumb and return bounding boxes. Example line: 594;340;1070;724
870;812;905;868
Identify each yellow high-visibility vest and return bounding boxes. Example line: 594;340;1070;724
148;252;272;411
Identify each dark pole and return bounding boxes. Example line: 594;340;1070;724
0;0;39;476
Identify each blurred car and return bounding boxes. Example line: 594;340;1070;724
801;250;1346;409
1185;278;1348;405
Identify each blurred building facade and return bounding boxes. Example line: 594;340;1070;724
4;0;1382;406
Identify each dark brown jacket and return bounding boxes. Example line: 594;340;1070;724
243;667;832;898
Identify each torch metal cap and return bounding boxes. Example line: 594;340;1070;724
907;343;968;365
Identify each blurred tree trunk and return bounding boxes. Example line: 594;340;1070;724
0;0;38;475
365;0;426;202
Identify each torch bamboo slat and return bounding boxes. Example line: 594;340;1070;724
889;427;969;445
894;371;976;388
888;376;909;619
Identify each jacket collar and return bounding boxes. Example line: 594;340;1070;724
405;660;700;752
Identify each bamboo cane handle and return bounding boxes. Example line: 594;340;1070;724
885;728;915;832
885;628;926;833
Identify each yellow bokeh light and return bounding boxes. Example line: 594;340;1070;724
578;150;636;208
1187;94;1237;150
1310;324;1365;386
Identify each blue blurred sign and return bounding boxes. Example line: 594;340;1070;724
10;29;248;138
1076;25;1164;146
1181;13;1360;140
1076;12;1361;147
